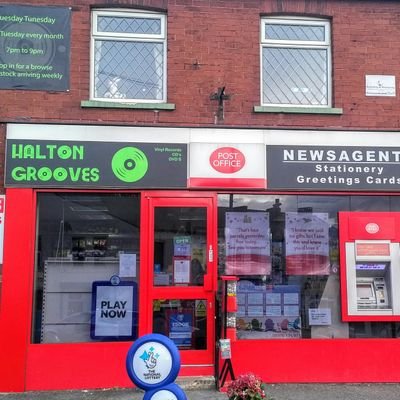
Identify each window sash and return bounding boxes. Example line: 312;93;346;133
260;17;331;107
90;9;166;103
92;10;165;39
261;18;330;46
262;47;329;107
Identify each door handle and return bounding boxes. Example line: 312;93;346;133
208;244;214;263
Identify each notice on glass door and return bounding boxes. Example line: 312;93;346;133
173;258;190;284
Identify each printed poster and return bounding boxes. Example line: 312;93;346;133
119;253;136;277
173;258;190;283
91;281;137;340
225;212;271;275
174;236;191;256
236;281;301;339
309;308;332;326
0;5;71;91
285;212;330;275
168;309;193;348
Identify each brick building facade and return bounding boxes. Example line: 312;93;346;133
2;0;400;392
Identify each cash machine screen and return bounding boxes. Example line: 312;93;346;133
356;263;387;270
355;263;390;308
357;283;374;299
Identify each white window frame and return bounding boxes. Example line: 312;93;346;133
260;16;332;108
90;9;167;103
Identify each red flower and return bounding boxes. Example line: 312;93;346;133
226;373;266;400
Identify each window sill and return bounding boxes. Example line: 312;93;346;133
81;100;176;110
254;105;343;115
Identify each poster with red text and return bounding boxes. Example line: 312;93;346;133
225;212;271;275
285;212;330;275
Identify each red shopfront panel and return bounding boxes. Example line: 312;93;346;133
0;189;35;392
339;212;400;322
231;338;400;383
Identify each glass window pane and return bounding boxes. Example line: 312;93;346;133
262;47;328;106
218;194;348;340
349;322;400;338
350;196;390;211
98;16;162;35
94;40;164;101
33;193;140;344
153;207;206;287
389;197;400;211
265;24;325;41
219;194;400;340
152;299;207;350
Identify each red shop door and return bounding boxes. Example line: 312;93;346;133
143;193;217;375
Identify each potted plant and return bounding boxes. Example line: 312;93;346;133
226;372;266;400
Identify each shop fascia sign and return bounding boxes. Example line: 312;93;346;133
267;145;400;191
189;143;266;189
5;139;187;188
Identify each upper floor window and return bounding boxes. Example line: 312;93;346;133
91;9;166;103
260;17;331;107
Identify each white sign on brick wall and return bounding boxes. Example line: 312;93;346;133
365;75;396;97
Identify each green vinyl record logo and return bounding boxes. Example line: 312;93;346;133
112;147;149;183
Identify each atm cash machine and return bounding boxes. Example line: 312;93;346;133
339;212;400;321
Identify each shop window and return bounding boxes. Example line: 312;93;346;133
32;193;140;344
218;194;400;340
91;9;166;103
260;17;331;107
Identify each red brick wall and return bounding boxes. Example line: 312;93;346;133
1;0;400;130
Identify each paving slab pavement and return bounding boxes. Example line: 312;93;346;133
1;384;400;400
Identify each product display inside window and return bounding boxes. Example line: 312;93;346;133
33;193;140;344
218;194;400;339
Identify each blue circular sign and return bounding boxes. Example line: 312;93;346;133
143;383;187;400
126;333;181;390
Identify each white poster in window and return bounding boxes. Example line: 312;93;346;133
119;253;136;277
284;305;299;317
365;75;396;97
248;305;264;315
265;292;281;304
225;212;271;275
308;308;332;326
266;305;282;317
283;292;299;305
237;293;246;305
247;292;264;305
237;305;246;315
285;212;330;275
91;283;137;339
174;258;190;283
